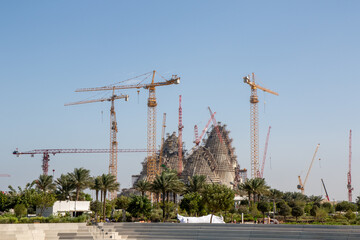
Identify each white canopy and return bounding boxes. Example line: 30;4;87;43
177;214;225;224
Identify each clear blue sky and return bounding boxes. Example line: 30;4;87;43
1;0;359;201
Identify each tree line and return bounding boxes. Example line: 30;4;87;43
1;168;360;225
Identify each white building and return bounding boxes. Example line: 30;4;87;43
36;201;91;217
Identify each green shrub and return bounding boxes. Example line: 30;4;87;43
8;217;18;223
14;204;27;218
19;217;29;223
149;208;162;222
0;217;8;223
345;210;356;220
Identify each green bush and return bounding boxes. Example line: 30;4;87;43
8;217;18;223
345;210;356;220
149;208;162;222
19;217;29;223
14;204;27;218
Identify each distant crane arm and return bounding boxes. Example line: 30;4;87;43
64;94;128;106
254;84;279;96
303;144;320;188
13;148;154;156
75;75;180;92
260;126;271;178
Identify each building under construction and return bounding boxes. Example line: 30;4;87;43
131;123;246;189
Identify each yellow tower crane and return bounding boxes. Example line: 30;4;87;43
76;70;180;182
243;73;278;178
297;143;320;194
65;88;128;200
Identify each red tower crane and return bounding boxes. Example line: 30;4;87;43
13;148;152;175
260;126;271;178
348;130;353;202
178;95;184;175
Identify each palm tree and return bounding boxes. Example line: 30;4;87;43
68;168;92;201
55;174;75;200
91;176;103;202
135;179;151;197
186;175;206;193
250;178;270;202
238;179;254;205
100;174;120;221
33;174;56;193
151;169;179;220
268;189;283;215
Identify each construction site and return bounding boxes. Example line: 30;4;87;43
11;70;355;203
13;71;273;198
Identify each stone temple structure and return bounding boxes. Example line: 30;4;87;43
131;123;246;189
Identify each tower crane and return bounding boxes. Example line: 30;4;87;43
13;148;152;176
76;70;180;182
297;144;320;194
0;174;10;177
348;130;353;202
65;88;128;200
178;95;184;175
259;126;271;178
243;73;278;178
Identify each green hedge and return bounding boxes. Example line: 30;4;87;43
0;215;89;224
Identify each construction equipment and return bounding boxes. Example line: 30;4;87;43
75;70;180;182
194;112;216;146
259;126;271;178
13;148;152;176
321;178;330;201
348;130;353;202
65;88;128;200
178;95;184;175
297;143;320;194
243;73;278;178
0;174;10;177
158;113;166;175
208;107;223;144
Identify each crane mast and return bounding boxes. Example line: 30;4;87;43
147;71;157;182
348;129;353;202
243;73;278;178
178;95;183;175
109;95;118;200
